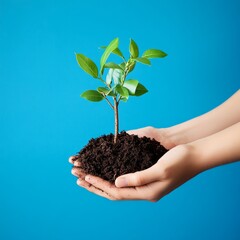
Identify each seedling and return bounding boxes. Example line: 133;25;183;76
76;38;167;143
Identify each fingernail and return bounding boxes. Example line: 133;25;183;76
71;169;77;175
115;177;127;188
69;159;72;164
85;175;91;182
74;161;81;167
77;179;83;186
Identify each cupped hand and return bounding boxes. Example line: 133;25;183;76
127;126;176;149
70;143;202;202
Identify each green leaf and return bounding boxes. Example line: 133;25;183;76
120;62;126;69
100;38;119;74
129;39;139;58
131;83;148;96
106;69;113;85
97;87;115;96
123;80;139;94
135;57;151;65
76;53;98;78
104;62;124;70
107;89;116;96
100;46;125;60
115;85;129;99
121;97;128;102
142;49;167;59
81;90;104;102
112;69;123;85
97;87;109;95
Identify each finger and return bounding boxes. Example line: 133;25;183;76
85;175;143;200
127;126;153;138
68;156;74;164
71;167;86;179
68;156;81;166
115;163;161;188
145;181;170;202
126;129;143;137
77;178;115;200
85;175;114;192
73;161;81;167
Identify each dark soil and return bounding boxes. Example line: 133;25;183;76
72;131;168;183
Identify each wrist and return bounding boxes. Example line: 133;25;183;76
184;142;207;174
186;137;222;173
159;143;204;179
187;123;240;172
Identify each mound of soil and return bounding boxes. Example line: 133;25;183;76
72;131;168;183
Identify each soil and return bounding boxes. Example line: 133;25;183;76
72;131;168;183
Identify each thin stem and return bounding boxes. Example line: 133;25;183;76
121;67;127;84
104;97;114;109
121;59;130;84
117;96;122;104
97;76;110;88
113;97;119;143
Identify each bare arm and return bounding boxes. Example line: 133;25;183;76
191;121;240;171
163;90;240;147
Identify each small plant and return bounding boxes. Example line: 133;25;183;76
76;38;167;143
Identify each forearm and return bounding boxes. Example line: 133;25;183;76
163;90;240;146
190;122;240;171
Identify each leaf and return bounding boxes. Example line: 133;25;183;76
120;62;126;69
97;87;109;95
107;89;116;96
129;39;139;58
121;97;128;102
100;38;119;74
97;87;115;96
104;62;124;70
100;46;125;60
81;90;104;102
76;53;98;78
142;49;167;59
112;48;125;60
131;83;148;96
112;69;123;85
135;57;151;65
115;85;129;99
106;68;113;85
123;80;139;94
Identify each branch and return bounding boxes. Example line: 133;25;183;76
117;96;122;104
97;76;110;88
104;97;114;109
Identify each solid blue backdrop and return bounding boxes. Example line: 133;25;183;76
0;0;240;239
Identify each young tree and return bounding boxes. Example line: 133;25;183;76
76;38;167;143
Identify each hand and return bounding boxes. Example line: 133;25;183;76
69;126;182;201
127;126;176;149
70;144;202;201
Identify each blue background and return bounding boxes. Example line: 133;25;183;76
0;0;240;239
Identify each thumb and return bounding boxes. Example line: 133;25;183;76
115;164;160;188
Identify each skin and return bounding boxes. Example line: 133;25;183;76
69;90;240;201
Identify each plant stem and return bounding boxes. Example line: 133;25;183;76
97;76;110;88
104;97;114;109
113;97;119;143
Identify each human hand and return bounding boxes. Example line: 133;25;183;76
69;126;175;168
69;126;175;199
127;126;176;149
70;144;202;201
